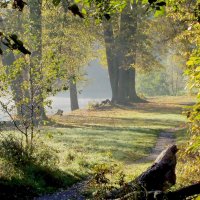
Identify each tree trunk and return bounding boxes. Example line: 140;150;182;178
113;183;200;200
0;16;24;116
103;21;119;103
117;69;129;104
1;46;23;115
118;2;142;103
103;2;144;104
29;0;47;120
61;0;79;111
69;78;79;111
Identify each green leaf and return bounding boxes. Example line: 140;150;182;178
154;6;165;17
82;8;87;15
142;0;149;4
52;0;61;6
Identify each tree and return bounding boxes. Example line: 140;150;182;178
42;1;97;111
0;2;62;148
29;0;47;119
103;1;162;104
0;13;26;116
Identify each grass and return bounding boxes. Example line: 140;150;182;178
0;96;194;198
46;96;190;174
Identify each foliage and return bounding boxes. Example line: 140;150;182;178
0;136;32;167
0;49;61;146
136;67;186;96
137;70;170;96
0;136;59;168
167;0;200;186
89;162;125;199
178;46;200;186
42;3;97;91
0;135;76;199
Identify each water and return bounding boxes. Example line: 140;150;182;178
0;96;110;121
0;60;112;121
46;96;105;115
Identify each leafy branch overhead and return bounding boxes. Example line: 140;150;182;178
0;33;31;55
0;0;27;11
147;0;166;11
0;0;30;55
0;0;190;55
12;0;27;11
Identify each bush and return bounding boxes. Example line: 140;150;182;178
0;136;31;167
32;141;59;167
0;136;73;198
0;136;59;168
87;162;124;199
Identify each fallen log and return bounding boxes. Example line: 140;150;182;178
106;145;200;200
112;183;200;200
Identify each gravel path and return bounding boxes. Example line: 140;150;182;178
35;130;176;200
35;179;89;200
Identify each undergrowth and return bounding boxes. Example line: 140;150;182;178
0;136;80;199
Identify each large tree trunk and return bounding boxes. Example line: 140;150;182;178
103;2;144;104
118;2;142;103
103;21;119;103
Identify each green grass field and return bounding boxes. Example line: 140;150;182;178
0;96;195;198
46;96;192;176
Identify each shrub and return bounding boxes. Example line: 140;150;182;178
87;162;124;199
32;141;59;167
0;136;59;168
0;136;32;167
0;136;70;198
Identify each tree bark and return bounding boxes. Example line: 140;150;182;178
103;21;119;103
61;0;80;111
113;183;200;200
0;16;24;116
1;46;23;115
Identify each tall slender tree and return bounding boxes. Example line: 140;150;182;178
62;0;79;111
29;0;47;119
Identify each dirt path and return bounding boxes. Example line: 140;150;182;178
136;130;176;163
35;130;176;200
35;179;89;200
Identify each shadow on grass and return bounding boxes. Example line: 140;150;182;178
0;163;84;200
47;115;185;132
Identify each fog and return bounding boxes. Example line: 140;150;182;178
0;59;111;120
